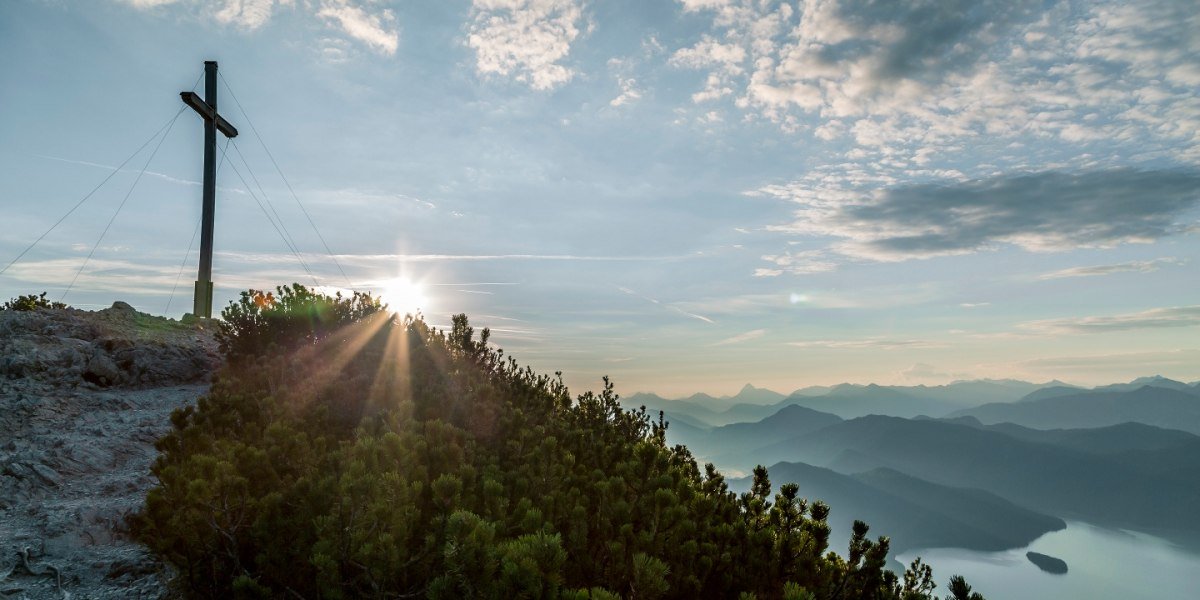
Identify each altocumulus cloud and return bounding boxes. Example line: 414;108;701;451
673;0;1040;121
118;0;399;54
467;0;587;91
757;169;1200;263
317;1;399;56
673;0;1200;171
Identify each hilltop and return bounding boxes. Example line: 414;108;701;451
0;301;217;388
0;302;218;598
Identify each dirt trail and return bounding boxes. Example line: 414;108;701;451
1;304;219;599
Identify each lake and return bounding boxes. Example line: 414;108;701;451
896;521;1200;600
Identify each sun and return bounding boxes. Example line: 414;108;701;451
378;277;428;317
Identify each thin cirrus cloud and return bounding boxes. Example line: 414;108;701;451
899;363;969;381
3;258;196;299
1037;258;1187;281
616;286;715;324
754;169;1200;264
1021;305;1200;334
1016;349;1200;373
710;329;765;346
466;0;586;91
35;154;248;196
787;338;942;350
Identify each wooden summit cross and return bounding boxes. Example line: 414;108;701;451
180;61;238;319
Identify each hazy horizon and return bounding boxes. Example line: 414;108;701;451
3;0;1198;396
624;374;1199;401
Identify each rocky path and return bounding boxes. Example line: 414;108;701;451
0;304;219;599
1;382;205;599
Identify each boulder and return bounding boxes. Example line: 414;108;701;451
84;353;122;387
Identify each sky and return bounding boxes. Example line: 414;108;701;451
1;0;1198;396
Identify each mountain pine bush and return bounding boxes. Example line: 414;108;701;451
134;284;983;599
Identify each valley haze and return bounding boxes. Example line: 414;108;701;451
626;376;1200;554
623;375;1200;599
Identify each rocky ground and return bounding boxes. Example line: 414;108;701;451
0;303;219;599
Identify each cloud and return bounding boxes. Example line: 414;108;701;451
899;362;969;382
427;282;520;287
215;0;279;30
669;35;745;73
2;257;192;297
1037;257;1186;280
35;154;247;195
669;35;746;103
616;286;715;324
672;0;1040;115
118;0;399;55
121;0;181;7
807;0;1034;83
754;249;837;276
1016;349;1200;372
788;338;941;350
710;329;765;346
317;1;399;55
670;0;1200;170
467;0;586;91
756;169;1200;262
220;251;691;266
1021;305;1200;334
395;193;435;209
610;77;643;107
1010;349;1200;384
673;283;944;315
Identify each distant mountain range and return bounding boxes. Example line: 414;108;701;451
641;375;1200;552
951;381;1200;434
626;376;1198;426
665;404;843;459
625;379;1078;426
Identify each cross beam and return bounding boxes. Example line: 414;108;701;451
180;61;238;319
180;92;239;138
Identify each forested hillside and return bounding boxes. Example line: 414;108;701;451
133;285;982;599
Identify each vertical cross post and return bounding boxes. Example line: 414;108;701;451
181;61;238;318
195;61;218;319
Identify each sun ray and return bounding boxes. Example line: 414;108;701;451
284;311;392;411
368;315;413;415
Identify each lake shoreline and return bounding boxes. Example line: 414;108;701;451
897;520;1200;600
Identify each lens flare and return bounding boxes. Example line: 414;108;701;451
379;277;428;316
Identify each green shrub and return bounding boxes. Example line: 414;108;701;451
1;291;67;311
214;283;385;362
